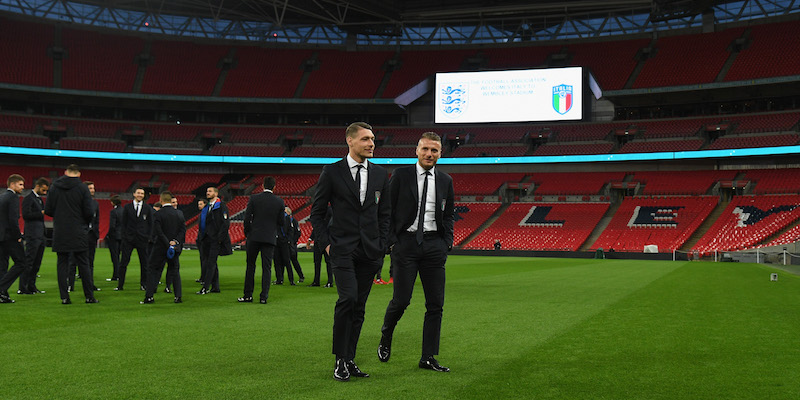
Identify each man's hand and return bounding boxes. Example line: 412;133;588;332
325;245;331;255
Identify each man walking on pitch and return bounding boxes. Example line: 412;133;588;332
196;187;231;295
142;192;185;304
310;122;391;381
378;132;455;373
239;176;285;304
0;174;28;303
19;177;48;294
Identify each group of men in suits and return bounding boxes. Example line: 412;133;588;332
310;123;455;381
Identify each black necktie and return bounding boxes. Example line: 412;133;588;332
417;171;431;244
354;164;363;204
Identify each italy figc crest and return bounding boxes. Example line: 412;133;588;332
552;84;573;115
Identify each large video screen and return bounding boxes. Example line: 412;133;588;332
434;67;583;124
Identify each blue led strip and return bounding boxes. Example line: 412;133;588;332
2;145;800;165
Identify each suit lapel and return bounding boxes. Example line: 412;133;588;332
339;159;360;203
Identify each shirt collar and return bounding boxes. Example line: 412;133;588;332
346;154;368;170
415;162;435;176
264;189;273;193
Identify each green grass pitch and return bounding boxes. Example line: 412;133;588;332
1;250;799;399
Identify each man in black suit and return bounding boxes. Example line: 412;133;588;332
196;187;231;295
272;209;294;285
44;165;98;304
18;177;48;294
378;132;455;373
116;187;153;291
239;176;285;304
308;205;333;288
285;207;305;283
69;181;100;292
105;195;123;282
142;192;186;304
0;174;28;303
310;122;391;381
163;196;183;294
195;198;208;284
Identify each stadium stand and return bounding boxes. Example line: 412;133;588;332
290;146;344;158
220;47;313;98
0;134;50;148
381;49;474;98
532;142;615;156
210;144;285;157
591;196;719;252
552;122;628;142
464;202;609;251
692;195;800;253
633;28;745;88
59;137;127;152
141;40;229;96
633;170;738;195
449;173;526;195
61;28;143;92
302;50;394;99
566;38;651;90
157;173;224;194
706;133;799;150
449;145;528;157
452;202;501;246
0;17;53;87
483;44;561;70
617;139;704;153
531;172;626;195
725;20;800;82
744;168;800;194
728;112;800;134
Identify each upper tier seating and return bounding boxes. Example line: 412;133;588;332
532;142;614;156
302;50;393;99
141;40;228;96
591;196;719;252
0;17;53;87
61;28;142;92
706;134;799;150
448;173;526;196
221;48;312;98
449;145;527;157
531;172;626;195
617;139;703;154
725;20;800;82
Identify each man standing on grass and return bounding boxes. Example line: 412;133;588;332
196;187;231;295
310;122;391;382
19;177;48;294
285;207;305;283
378;132;454;373
142;192;185;304
196;198;208;284
44;164;99;304
239;176;284;304
0;174;28;303
117;187;153;291
105;195;123;282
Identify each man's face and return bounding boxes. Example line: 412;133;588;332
206;188;216;200
416;138;442;170
133;189;145;202
197;201;206;210
87;184;95;196
35;184;48;196
171;198;178;208
347;127;375;162
9;180;24;194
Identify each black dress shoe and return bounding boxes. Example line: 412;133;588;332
114;287;123;291
419;356;449;372
324;283;333;288
164;287;171;293
210;289;221;293
196;288;209;295
17;290;34;295
259;298;267;304
272;281;283;285
140;285;146;291
289;282;296;286
333;358;350;382
345;360;369;378
140;297;154;304
93;286;101;291
0;295;15;303
298;277;305;283
61;298;71;305
85;298;100;304
378;335;392;362
237;296;253;303
174;297;182;303
195;279;203;283
309;283;320;287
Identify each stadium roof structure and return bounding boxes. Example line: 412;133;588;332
1;0;798;45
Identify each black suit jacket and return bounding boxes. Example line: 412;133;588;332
388;164;455;248
88;199;100;240
310;158;391;260
151;205;186;252
243;191;285;245
199;199;232;255
106;205;123;240
0;189;21;242
289;215;301;244
22;191;45;239
121;201;154;244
